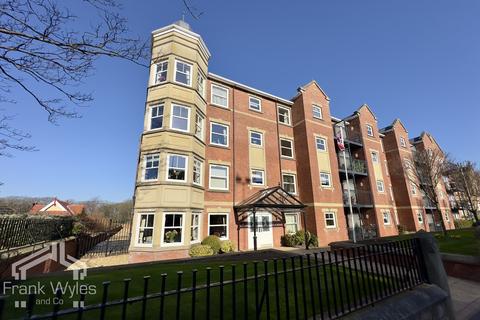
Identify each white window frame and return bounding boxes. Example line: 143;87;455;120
136;212;155;247
400;137;407;148
161;212;185;246
249;131;263;147
444;211;450;222
417;211;424;224
197;72;206;98
325;212;337;228
377;180;385;192
170;104;191;133
383;211;391;225
149;104;164;131
208;213;229;240
193;158;203;186
155;60;168;84
211;84;229;108
280;138;294;158
277;106;291;125
143;154;160;182
315;137;327;151
210;122;229;147
191;212;201;243
285;213;299;234
312;105;323;120
320;172;332;188
282;173;297;195
371;151;379;163
366;124;374;137
166;154;188;183
249;96;262;112
194;112;204;140
174;59;192;86
250;169;265;186
209;164;229;191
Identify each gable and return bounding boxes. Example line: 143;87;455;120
357;104;377;120
298;80;330;101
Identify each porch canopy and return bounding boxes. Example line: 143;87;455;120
233;186;307;251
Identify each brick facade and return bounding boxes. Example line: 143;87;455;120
128;22;453;261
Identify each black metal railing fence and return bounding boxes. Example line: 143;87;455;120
0;238;428;320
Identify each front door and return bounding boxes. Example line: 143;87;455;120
248;211;273;249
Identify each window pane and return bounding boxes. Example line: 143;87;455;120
251;170;264;184
211;166;227;177
250;132;262;145
210;214;227;225
175;61;191;85
212;86;228;107
138;228;153;244
281;140;293;157
210;177;227;189
209;226;227;238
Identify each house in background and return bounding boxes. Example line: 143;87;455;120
29;198;85;217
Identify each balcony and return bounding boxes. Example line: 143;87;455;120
423;197;436;210
338;158;368;176
343;189;373;207
334;127;363;146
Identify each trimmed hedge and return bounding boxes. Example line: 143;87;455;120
454;219;475;229
201;235;222;254
189;244;214;257
220;240;234;253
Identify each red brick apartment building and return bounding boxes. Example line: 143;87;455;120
128;21;453;262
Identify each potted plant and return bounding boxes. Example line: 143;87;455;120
165;230;178;243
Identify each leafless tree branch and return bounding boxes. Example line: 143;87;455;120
0;0;148;156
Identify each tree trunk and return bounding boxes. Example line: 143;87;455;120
469;209;479;224
436;204;448;237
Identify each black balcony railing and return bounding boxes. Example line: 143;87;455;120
334;127;363;146
423;197;436;209
344;130;363;145
343;189;373;207
338;158;368;175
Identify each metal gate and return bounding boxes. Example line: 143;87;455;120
76;218;132;258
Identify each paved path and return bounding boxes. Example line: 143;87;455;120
449;277;480;320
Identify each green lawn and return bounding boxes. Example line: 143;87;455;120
388;228;479;256
4;254;391;320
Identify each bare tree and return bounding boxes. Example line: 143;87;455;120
407;148;449;236
0;0;148;156
446;161;480;224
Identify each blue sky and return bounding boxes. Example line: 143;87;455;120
1;0;479;201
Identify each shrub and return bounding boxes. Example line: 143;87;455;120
454;219;474;229
305;231;319;247
281;234;297;247
475;226;480;240
293;230;306;245
189;244;214;257
201;235;222;254
72;222;86;235
220;240;235;253
281;230;318;247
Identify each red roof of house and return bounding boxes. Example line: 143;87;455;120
29;198;85;216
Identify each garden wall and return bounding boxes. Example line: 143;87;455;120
343;284;450;320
